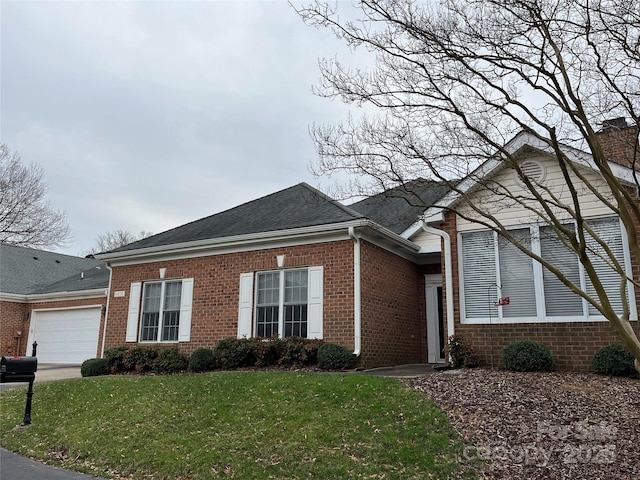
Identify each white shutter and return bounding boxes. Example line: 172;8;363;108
238;273;254;338
585;218;626;316
498;229;537;318
461;231;497;320
126;282;142;342
178;278;194;342
307;266;324;339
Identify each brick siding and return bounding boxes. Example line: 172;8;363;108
104;241;358;359
359;241;427;367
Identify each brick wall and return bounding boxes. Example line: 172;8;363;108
597;124;639;169
442;206;640;371
0;300;28;356
0;297;106;357
105;241;358;359
359;241;426;368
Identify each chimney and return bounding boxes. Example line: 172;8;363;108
597;117;639;170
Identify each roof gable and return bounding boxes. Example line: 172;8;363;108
107;183;365;253
417;130;638;226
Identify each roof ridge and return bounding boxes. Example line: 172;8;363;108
298;182;365;220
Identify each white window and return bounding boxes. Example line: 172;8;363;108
126;279;194;343
238;267;323;339
460;217;636;323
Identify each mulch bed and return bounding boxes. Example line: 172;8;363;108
404;369;639;479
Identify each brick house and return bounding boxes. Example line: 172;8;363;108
96;121;639;370
0;244;109;363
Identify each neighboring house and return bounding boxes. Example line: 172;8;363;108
0;244;110;363
96;122;639;370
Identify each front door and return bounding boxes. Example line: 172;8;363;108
425;275;446;363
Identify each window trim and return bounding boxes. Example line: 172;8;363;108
255;268;309;339
139;279;183;343
458;217;637;324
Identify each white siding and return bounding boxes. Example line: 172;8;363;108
457;154;616;232
410;229;442;252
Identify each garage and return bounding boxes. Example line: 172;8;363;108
27;306;101;364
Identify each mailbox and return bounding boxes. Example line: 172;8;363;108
1;356;38;383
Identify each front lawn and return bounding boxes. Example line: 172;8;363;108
0;372;477;479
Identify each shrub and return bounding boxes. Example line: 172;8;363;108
81;358;109;377
252;337;283;367
503;340;555;372
592;344;637;377
279;337;322;366
123;347;159;373
317;343;355;370
446;335;480;368
152;348;189;374
104;346;129;373
214;338;255;369
189;348;218;372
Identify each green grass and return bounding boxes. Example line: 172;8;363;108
1;372;477;479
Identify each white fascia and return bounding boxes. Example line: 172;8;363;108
0;289;107;304
97;220;420;266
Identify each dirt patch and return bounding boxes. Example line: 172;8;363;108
405;369;639;479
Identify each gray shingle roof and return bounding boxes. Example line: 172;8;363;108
349;179;452;234
107;183;366;253
0;243;109;295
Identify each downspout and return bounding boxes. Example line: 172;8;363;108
100;263;113;358
421;222;455;339
348;227;362;357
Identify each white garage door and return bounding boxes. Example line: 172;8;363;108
28;307;101;364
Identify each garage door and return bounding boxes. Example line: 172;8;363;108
28;307;101;364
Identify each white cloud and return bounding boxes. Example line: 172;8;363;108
1;1;372;255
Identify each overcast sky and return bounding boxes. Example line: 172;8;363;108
1;0;368;255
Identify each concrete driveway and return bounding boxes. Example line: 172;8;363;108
0;364;81;392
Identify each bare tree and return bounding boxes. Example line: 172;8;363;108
0;144;72;249
297;0;640;371
85;229;153;256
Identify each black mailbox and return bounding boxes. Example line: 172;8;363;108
1;356;38;383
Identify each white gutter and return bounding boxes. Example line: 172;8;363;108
96;219;419;264
421;222;455;339
100;264;113;358
0;289;107;303
348;227;362;357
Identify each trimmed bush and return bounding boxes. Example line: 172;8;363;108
104;346;129;373
278;337;322;366
592;344;637;377
252;338;283;367
152;348;188;374
81;358;109;377
189;348;218;372
214;338;255;369
503;340;555;372
317;343;355;370
123;347;159;373
446;335;480;368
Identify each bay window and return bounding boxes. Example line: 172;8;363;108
460;217;635;323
